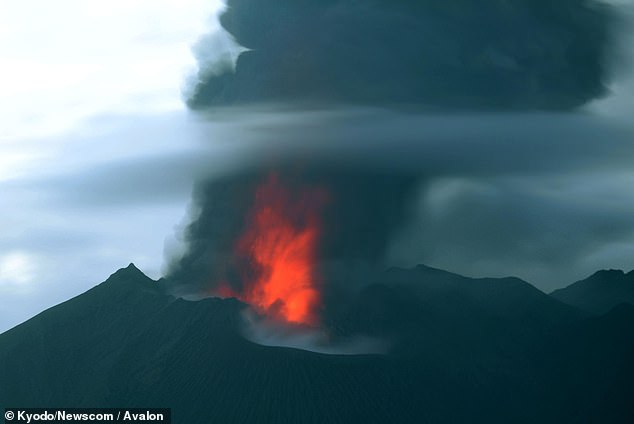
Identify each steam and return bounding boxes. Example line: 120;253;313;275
182;1;246;102
240;309;389;355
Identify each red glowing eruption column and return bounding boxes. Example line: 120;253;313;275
230;173;327;325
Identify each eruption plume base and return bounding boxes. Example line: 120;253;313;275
219;172;327;326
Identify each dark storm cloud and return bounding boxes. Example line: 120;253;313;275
188;0;615;110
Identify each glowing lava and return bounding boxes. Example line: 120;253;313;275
232;173;327;325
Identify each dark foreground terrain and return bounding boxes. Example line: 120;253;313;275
1;264;633;423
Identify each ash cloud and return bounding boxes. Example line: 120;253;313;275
163;110;634;297
164;164;419;297
188;0;616;110
163;0;633;338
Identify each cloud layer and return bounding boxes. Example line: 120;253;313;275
165;108;634;294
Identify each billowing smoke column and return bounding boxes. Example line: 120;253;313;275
165;166;419;326
166;0;623;329
188;0;615;110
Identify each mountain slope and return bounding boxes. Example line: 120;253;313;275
1;264;633;423
551;269;634;314
0;264;170;405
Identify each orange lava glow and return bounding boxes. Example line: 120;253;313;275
233;173;326;325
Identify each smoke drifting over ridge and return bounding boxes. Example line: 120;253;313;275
188;0;616;110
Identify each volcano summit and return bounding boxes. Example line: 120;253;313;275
1;263;633;423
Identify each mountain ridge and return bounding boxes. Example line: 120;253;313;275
1;263;633;422
551;268;634;314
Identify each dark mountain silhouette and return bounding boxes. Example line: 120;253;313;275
551;269;634;314
1;264;633;423
0;264;170;406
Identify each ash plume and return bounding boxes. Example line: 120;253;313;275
162;0;634;344
187;0;616;110
162;109;634;310
164;165;419;298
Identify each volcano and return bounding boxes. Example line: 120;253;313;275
1;263;633;423
2;0;631;421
